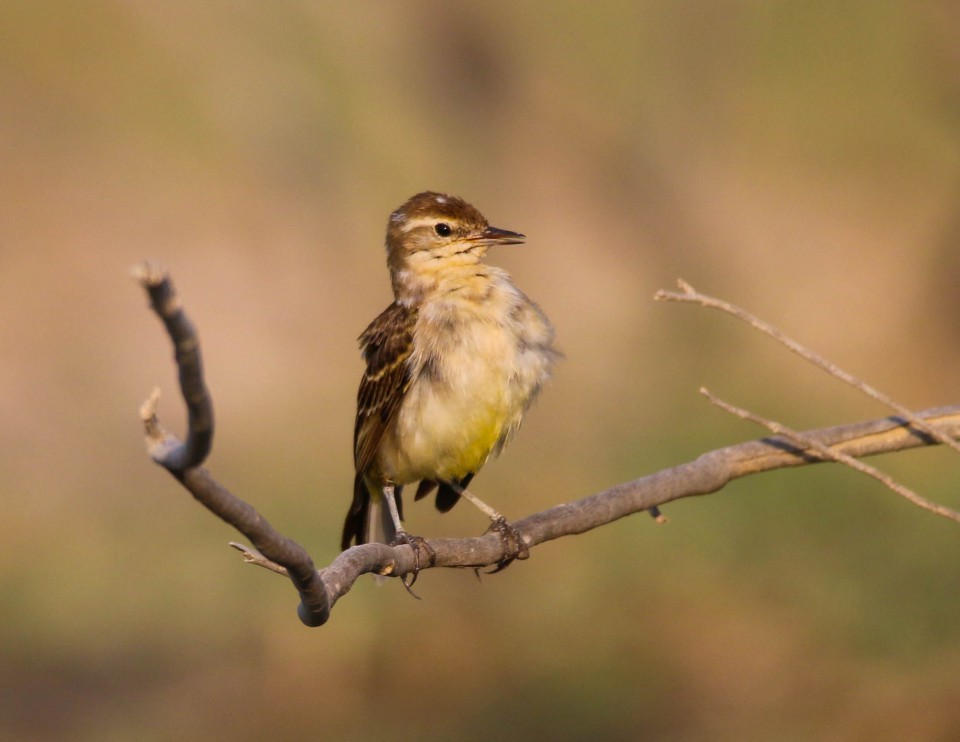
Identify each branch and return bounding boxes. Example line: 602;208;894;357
701;388;960;524
656;278;960;523
134;263;330;626
135;264;960;627
655;279;960;455
131;262;213;469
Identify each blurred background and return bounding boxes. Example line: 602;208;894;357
2;1;960;739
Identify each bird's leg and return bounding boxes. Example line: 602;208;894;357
449;484;502;521
382;482;404;535
383;484;434;592
446;482;529;571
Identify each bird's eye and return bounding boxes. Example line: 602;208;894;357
434;222;452;237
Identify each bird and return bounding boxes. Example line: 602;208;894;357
341;191;560;570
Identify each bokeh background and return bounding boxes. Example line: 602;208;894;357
3;2;960;739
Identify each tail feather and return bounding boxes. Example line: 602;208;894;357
414;473;475;513
341;473;401;549
362;488;400;546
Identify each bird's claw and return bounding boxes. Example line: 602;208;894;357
484;516;529;573
390;530;435;596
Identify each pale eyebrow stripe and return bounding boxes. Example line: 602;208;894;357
399;216;447;234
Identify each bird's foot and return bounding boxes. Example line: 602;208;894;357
390;529;435;596
484;516;530;573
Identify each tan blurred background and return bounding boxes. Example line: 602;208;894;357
3;1;960;739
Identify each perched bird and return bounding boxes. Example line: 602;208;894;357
341;192;560;561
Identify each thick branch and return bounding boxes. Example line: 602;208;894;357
135;263;329;625
132;262;213;469
517;405;960;542
229;405;960;624
135;264;960;627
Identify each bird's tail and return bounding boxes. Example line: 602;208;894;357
362;487;400;546
341;473;401;549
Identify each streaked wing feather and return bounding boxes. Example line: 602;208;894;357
354;302;417;474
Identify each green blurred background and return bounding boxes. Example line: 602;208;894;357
3;1;960;739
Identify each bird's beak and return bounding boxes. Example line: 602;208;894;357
478;225;526;246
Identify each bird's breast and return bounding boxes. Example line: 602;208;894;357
382;279;556;483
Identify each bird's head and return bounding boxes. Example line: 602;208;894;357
384;192;524;303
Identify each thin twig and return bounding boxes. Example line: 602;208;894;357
229;542;289;576
655;279;960;455
701;387;960;524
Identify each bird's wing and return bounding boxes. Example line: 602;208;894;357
354;302;417;474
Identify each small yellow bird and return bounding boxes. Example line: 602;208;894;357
341;192;559;557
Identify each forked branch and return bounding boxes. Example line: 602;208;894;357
134;264;960;627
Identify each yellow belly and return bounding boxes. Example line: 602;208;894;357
387;357;517;482
374;273;556;485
